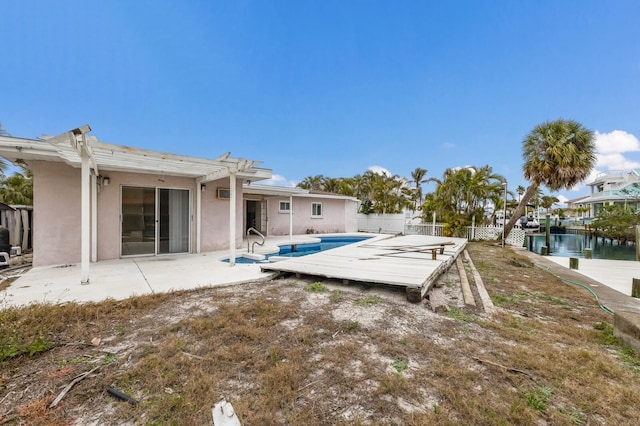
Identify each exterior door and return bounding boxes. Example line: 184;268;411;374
121;186;190;256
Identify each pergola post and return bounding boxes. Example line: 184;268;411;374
289;195;293;241
196;183;202;254
229;170;237;266
80;138;90;284
91;174;97;263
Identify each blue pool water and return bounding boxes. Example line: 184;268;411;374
224;235;372;263
527;234;636;261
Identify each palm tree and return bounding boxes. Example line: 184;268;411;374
322;177;342;194
516;185;525;202
409;167;430;211
427;165;505;234
0;170;33;205
503;119;596;236
0;122;9;178
297;175;325;191
541;195;560;214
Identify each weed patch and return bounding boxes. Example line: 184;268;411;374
305;281;328;293
355;295;384;307
524;385;553;413
443;307;474;323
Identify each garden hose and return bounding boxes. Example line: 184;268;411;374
534;262;614;315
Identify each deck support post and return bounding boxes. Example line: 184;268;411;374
406;287;422;303
632;278;640;298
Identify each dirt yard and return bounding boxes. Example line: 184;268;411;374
1;242;640;425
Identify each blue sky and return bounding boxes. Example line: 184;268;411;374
2;1;640;204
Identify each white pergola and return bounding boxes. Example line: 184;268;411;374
0;125;271;284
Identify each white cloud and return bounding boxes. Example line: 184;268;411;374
568;130;640;192
594;130;640;170
257;174;297;187
368;165;391;176
556;195;569;206
442;142;455;149
595;130;640;154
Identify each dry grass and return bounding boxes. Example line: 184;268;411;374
1;242;640;424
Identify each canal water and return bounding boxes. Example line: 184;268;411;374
528;234;637;260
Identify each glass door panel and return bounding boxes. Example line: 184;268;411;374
158;188;190;254
121;186;156;256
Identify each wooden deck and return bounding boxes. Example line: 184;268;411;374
261;235;468;302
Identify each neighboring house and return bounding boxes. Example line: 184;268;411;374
0;126;271;282
242;184;359;236
568;169;640;217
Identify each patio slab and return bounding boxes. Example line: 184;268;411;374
1;252;275;307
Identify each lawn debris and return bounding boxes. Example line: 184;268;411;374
471;356;536;381
49;365;101;408
107;387;138;405
212;398;241;426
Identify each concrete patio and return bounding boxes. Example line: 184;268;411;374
0;233;377;307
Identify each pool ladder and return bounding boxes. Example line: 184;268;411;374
247;227;265;253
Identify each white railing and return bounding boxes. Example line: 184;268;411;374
404;223;446;236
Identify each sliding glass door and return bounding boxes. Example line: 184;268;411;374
121;186;190;256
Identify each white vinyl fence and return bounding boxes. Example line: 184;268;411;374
357;214;406;234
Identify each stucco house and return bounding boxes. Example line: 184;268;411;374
242;184;359;236
568;169;640;218
0;126;360;282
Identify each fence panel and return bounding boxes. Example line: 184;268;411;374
357;214;406;234
467;225;525;247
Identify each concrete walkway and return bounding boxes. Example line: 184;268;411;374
518;250;640;314
545;257;639;297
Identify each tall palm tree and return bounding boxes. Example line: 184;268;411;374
504;119;596;236
409;167;430;211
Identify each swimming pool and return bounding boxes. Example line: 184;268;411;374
223;235;372;263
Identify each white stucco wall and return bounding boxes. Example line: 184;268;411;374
266;197;353;235
33;161;82;267
32;160;244;266
200;179;244;252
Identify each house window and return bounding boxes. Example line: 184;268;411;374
279;201;290;212
312;202;322;217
